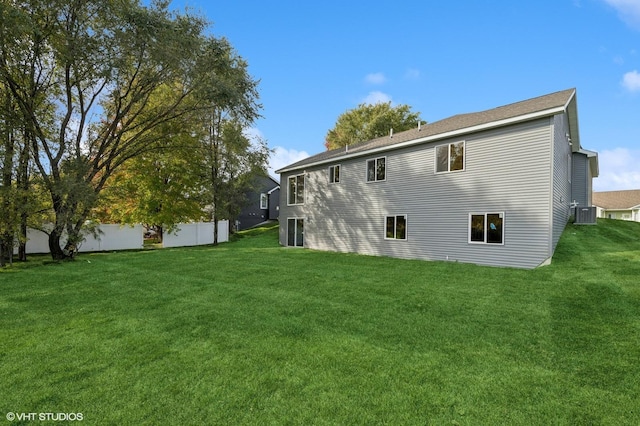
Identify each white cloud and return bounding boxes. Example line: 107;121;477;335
622;70;640;91
243;126;267;151
365;72;386;85
362;91;392;105
594;147;640;191
268;146;310;178
603;0;640;29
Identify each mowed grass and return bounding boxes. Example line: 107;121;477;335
1;220;639;425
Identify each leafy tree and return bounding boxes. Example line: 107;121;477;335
0;87;18;265
0;0;244;260
193;40;269;244
0;82;36;265
93;38;268;244
199;117;270;244
94;131;206;240
325;102;423;150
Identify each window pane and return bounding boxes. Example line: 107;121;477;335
487;214;503;244
295;219;304;247
329;166;334;183
287;219;296;246
396;215;406;239
436;145;448;172
450;142;464;171
376;158;386;181
470;214;485;242
334;165;340;183
288;177;296;204
386;216;395;239
260;193;268;209
367;160;376;181
296;175;305;204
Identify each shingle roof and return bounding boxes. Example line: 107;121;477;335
593;190;640;209
277;88;577;173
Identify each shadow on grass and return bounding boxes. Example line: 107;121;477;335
230;221;279;245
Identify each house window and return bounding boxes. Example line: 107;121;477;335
287;218;304;247
436;141;465;173
469;213;504;244
385;215;407;240
329;165;340;183
260;193;268;209
288;174;305;205
367;157;386;182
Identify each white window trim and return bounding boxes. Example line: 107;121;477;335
384;214;407;241
435;141;466;174
468;212;505;245
366;156;387;183
260;193;268;209
287;174;305;206
328;164;341;184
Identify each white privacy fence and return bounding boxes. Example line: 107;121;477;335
14;221;229;254
163;221;229;248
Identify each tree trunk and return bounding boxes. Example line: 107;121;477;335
0;238;13;267
17;129;30;262
48;229;67;261
18;220;27;262
213;217;218;246
1;120;15;266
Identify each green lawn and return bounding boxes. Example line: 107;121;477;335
1;220;639;425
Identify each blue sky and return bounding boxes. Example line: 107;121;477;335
170;0;640;191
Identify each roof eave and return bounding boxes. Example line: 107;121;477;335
276;106;567;175
565;90;582;153
266;186;280;195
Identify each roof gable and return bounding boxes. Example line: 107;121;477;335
277;88;577;174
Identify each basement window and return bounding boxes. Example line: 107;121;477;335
469;213;504;244
385;215;407;240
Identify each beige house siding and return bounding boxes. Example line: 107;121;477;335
593;190;640;222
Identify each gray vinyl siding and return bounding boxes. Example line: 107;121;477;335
280;117;559;269
571;153;590;207
551;114;573;252
586;164;593;206
268;188;280;220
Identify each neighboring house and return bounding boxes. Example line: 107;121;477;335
236;174;280;231
593;190;640;222
276;88;599;269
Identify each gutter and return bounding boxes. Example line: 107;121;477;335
276;105;568;174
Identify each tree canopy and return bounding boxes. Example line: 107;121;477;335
325;102;423;150
0;0;266;260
